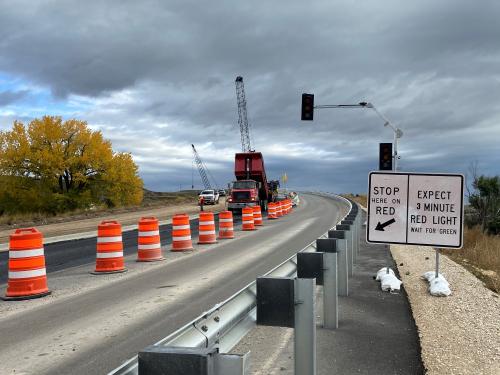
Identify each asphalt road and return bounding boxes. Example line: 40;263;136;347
0;214;243;284
0;193;347;375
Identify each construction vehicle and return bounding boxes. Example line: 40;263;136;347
227;152;279;211
227;77;279;212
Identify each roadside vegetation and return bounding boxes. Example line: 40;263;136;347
442;174;500;293
0;116;143;220
342;193;367;208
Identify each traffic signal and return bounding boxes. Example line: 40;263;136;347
379;143;393;171
301;93;314;121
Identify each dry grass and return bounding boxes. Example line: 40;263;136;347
342;194;367;208
442;226;500;293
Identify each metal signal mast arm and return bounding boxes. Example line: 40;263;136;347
235;76;252;152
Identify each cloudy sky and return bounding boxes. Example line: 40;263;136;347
1;0;499;193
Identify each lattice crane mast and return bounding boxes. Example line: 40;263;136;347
235;76;253;152
191;144;214;190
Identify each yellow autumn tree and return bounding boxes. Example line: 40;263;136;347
0;116;143;214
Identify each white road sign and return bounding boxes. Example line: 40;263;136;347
367;172;464;248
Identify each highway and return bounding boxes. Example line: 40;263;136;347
0;212;241;284
0;193;347;375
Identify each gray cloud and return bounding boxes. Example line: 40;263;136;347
1;0;499;192
0;90;28;106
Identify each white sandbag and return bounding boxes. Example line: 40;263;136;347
422;271;452;297
375;267;402;292
381;273;403;292
376;267;395;281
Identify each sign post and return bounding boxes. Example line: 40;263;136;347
367;172;464;275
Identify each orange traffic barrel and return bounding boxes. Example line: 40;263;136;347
276;201;283;217
171;214;194;251
2;228;51;300
93;221;127;274
288;199;293;213
218;211;234;239
268;202;278;219
242;207;256;231
252;205;263;226
285;199;291;214
137;217;164;262
198;212;217;244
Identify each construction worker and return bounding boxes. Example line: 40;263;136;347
199;195;204;211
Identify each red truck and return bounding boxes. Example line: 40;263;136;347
227;152;279;212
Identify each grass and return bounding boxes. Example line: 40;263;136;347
442;226;500;293
342;194;367;208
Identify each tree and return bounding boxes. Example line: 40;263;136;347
469;175;500;234
0;116;143;214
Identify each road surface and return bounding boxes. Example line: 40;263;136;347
0;193;347;375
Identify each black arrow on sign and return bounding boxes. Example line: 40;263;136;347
375;218;396;231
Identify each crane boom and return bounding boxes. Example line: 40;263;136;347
235;76;252;152
191;144;212;190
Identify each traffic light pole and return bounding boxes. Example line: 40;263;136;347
314;102;402;172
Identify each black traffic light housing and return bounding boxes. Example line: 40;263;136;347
301;93;314;121
379;142;393;171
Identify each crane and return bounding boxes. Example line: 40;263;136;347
235;76;253;152
191;144;218;190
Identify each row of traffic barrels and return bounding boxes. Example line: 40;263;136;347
1;199;294;301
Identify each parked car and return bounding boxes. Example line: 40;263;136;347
218;189;227;197
199;189;219;205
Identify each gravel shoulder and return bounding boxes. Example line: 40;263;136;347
391;245;500;375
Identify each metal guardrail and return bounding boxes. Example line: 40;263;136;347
109;193;352;375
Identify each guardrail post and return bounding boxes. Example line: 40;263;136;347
316;239;338;329
297;238;338;330
256;277;316;375
335;223;353;277
341;218;356;264
138;346;250;375
294;277;316;375
328;230;348;296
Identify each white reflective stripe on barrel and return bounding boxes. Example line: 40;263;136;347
242;214;254;218
138;243;161;250
96;251;123;258
173;225;190;230
199;221;215;225
9;248;45;258
138;230;160;237
199;230;216;235
219;218;233;223
220;227;234;231
173;236;191;241
97;236;122;243
9;268;46;279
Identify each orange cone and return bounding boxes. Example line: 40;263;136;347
276;201;283;217
268;202;278;219
252;205;263;226
198;212;217;244
137;217;164;262
242;207;256;230
285;199;291;214
2;228;51;300
93;221;127;274
218;211;234;239
171;214;194;251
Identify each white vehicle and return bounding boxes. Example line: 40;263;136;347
199;189;219;205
